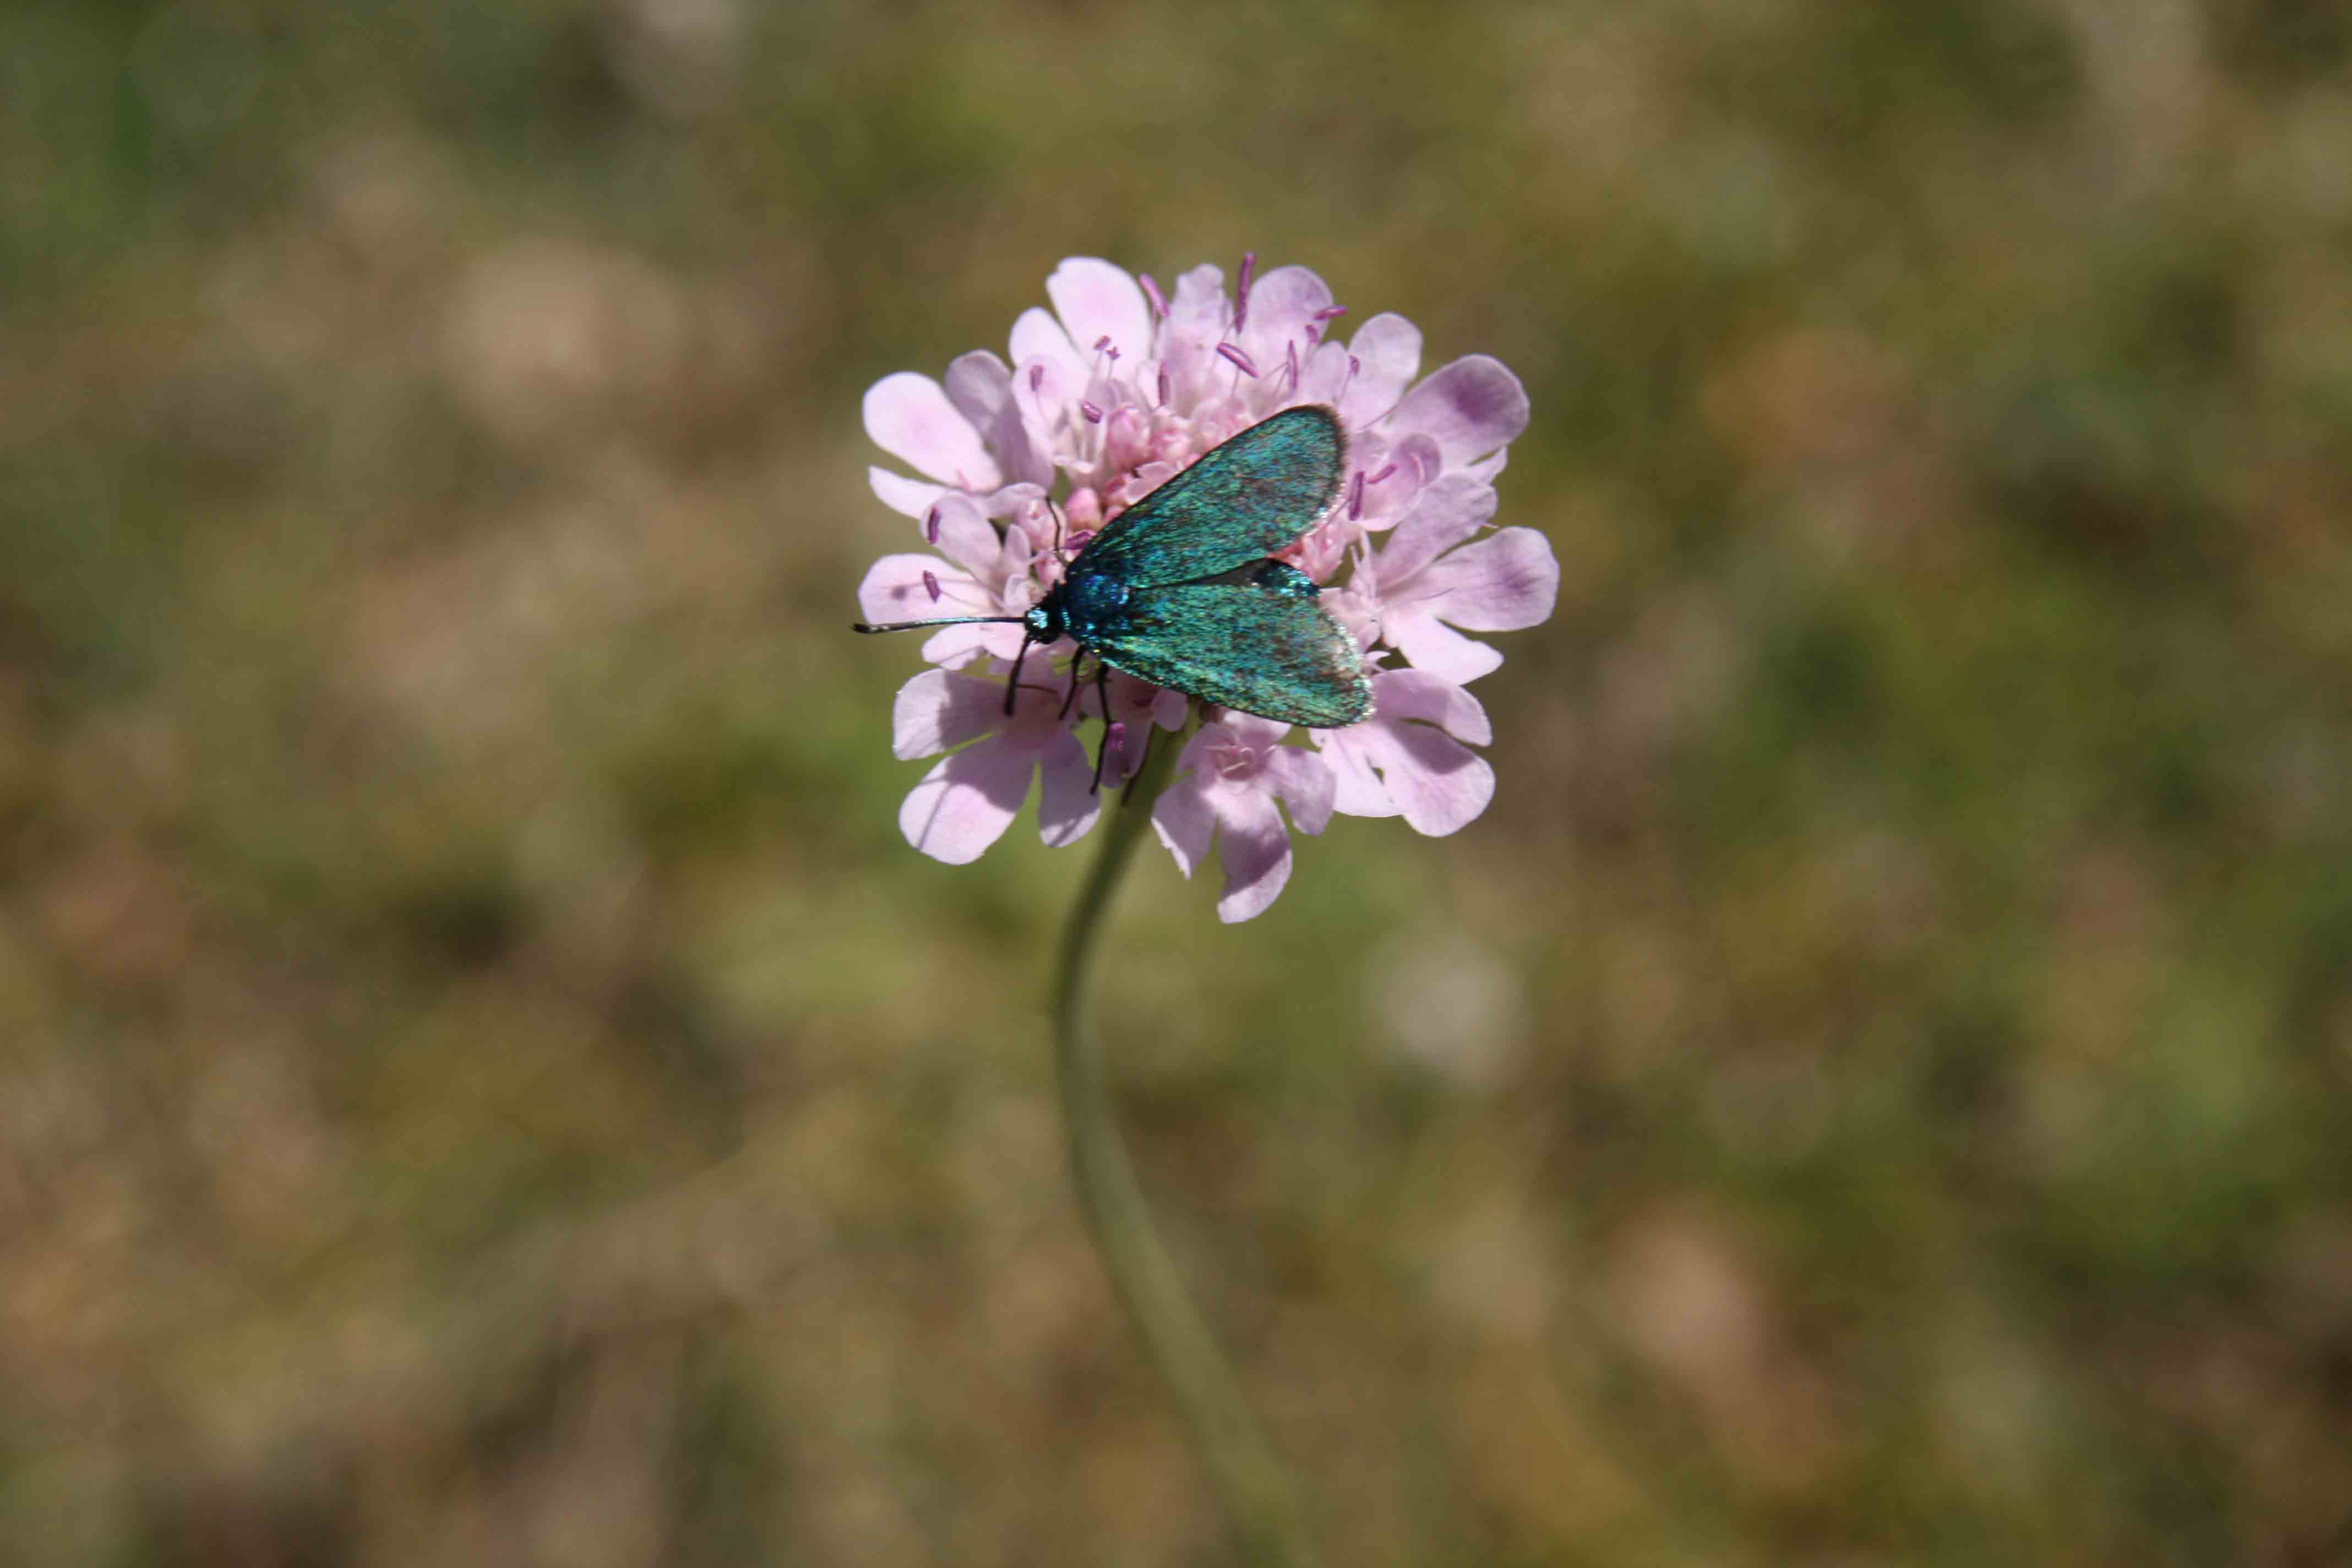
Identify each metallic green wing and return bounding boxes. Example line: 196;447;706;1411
1087;582;1371;728
1075;406;1346;589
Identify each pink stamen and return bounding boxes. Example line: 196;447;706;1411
1304;324;1320;346
1065;529;1096;552
1313;305;1348;323
1028;364;1044;393
1156;368;1170;407
1347;472;1365;520
1093;335;1112;353
1140;273;1169;318
1217;342;1259;378
1234;251;1256;332
1284;340;1299;392
922;570;941;603
1368;462;1397;485
1080;400;1104;423
1340;354;1360;402
924;504;941;544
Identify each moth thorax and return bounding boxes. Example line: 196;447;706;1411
1064;571;1129;625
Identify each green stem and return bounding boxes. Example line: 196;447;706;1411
1052;729;1319;1566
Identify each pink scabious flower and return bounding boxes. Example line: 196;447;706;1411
858;254;1558;921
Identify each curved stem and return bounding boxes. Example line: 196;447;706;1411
1052;731;1319;1566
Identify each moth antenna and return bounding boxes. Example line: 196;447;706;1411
1048;496;1069;563
852;615;1026;634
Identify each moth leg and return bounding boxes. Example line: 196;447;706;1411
1058;650;1086;721
1089;660;1114;795
1003;635;1032;716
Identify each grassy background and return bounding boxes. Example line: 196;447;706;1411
5;1;2350;1562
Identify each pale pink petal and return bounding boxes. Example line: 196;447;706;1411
1375;669;1495;746
1219;713;1291;752
863;372;1003;489
1237;265;1334;375
927;491;1004;579
1380;605;1504;685
891;669;1003;759
859;553;990;625
1463;448;1510;484
868;466;952;519
988;522;1041;600
1009;307;1088;390
1295;341;1354;406
1047;258;1153;366
1364;717;1495;837
1122;460;1180;502
1380;355;1529;465
1164;264;1231;347
1342;313;1424;427
899;738;1033;864
1035;727;1103;847
1349;433;1441;530
1314;726;1399;818
1376;475;1499;581
941;349;1010;423
920;623;1026;668
1160;264;1233;407
1265;745;1336;835
1151;731;1221;877
1405;527;1560;632
944;350;1053;488
1317;670;1496;835
1012;351;1080;456
999;486;1059;553
1212;790;1292;923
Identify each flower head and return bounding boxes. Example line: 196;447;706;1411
857;255;1557;919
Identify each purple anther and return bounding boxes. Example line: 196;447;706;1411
1314;305;1348;323
1065;529;1096;552
1140;273;1169;318
922;570;941;603
1347;471;1366;520
1080;400;1104;423
1234;251;1257;331
1284;340;1299;390
1093;335;1113;353
1157;367;1170;407
1216;342;1259;378
1368;462;1397;485
1028;363;1044;393
924;504;941;544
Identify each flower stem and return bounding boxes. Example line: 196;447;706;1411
1051;730;1319;1566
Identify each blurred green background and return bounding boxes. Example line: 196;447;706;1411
6;0;2351;1562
